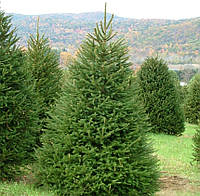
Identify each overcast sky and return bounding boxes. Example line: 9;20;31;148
2;0;200;19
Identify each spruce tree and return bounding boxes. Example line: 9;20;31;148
0;11;39;180
184;73;200;124
193;127;200;164
34;5;159;195
137;57;185;135
27;19;62;125
168;70;182;101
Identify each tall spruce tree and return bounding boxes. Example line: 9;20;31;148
184;73;200;124
137;57;185;135
27;19;62;125
0;11;39;180
34;5;160;195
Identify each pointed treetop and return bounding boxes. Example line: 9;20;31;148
104;3;107;32
36;17;40;41
88;3;115;44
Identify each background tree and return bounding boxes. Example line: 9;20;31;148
27;19;63;126
184;73;200;124
33;5;160;195
168;70;182;102
0;11;39;180
137;57;185;135
193;127;200;164
168;70;187;106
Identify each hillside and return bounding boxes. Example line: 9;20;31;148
8;12;200;64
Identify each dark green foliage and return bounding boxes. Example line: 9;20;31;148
137;57;185;135
193;127;200;164
34;6;160;196
168;70;182;102
27;19;63;123
180;85;188;102
169;70;187;109
184;74;200;124
0;12;39;180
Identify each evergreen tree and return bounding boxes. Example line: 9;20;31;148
27;19;63;125
193;127;200;164
33;6;160;195
168;70;182;102
0;11;39;180
137;57;185;135
184;73;200;124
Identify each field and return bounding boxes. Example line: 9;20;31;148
0;123;199;196
152;123;200;195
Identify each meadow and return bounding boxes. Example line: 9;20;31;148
0;123;199;196
153;123;200;195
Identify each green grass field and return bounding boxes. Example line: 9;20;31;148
0;182;55;196
152;123;200;196
0;123;199;196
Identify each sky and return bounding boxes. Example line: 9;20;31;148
1;0;200;20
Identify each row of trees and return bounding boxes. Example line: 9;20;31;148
137;57;200;163
0;5;199;195
0;12;62;179
184;74;200;163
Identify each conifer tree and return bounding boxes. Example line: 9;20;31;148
0;11;39;180
137;57;185;135
184;73;200;124
34;5;159;195
27;19;62;124
168;70;182;102
193;127;200;164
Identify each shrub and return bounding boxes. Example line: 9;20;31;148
0;11;39;180
137;57;185;135
184;73;200;124
33;6;160;195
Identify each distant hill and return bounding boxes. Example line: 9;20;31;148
8;12;200;65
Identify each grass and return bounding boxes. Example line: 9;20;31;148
151;123;200;196
0;123;199;196
0;181;55;196
151;123;199;180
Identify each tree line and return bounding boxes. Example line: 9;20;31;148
10;12;200;65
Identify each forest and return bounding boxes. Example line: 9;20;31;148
9;12;200;65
